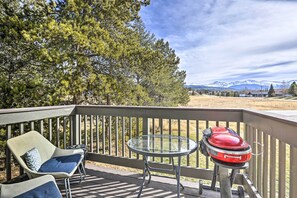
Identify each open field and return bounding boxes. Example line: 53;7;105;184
186;95;297;110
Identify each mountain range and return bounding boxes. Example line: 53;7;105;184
187;80;297;91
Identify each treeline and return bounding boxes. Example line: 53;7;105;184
0;0;189;108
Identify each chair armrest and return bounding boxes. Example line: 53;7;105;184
53;147;84;157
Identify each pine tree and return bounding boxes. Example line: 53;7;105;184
289;82;297;96
268;84;275;97
0;0;189;108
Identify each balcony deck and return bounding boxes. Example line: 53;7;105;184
65;162;231;198
1;105;297;197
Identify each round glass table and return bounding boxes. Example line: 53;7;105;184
127;135;198;198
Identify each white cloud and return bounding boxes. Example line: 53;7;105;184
141;0;297;84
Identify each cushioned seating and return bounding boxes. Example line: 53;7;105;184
39;154;82;174
7;131;85;198
0;175;62;198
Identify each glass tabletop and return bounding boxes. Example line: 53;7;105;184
127;135;198;157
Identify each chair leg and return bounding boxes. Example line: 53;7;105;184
64;179;69;198
67;178;72;198
81;162;86;176
78;161;86;182
64;178;72;198
78;164;83;183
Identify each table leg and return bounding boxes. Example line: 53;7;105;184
138;155;151;198
176;156;181;198
172;157;184;190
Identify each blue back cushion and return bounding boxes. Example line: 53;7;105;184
39;154;81;174
14;181;62;198
24;148;42;171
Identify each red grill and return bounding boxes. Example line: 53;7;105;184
200;127;251;164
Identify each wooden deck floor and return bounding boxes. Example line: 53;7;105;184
59;163;237;198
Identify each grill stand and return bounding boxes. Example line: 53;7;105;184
199;158;248;198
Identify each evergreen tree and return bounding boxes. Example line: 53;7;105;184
0;0;189;108
268;84;275;97
289;81;297;96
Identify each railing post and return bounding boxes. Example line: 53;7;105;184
72;114;79;145
5;125;12;181
142;117;150;135
290;146;297;198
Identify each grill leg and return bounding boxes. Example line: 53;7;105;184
219;167;232;198
211;164;219;190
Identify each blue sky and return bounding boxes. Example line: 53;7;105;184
140;0;297;84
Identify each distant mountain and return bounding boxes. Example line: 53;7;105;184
187;80;297;91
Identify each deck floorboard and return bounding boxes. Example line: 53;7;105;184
59;163;235;198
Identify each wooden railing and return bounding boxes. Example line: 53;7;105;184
1;105;297;197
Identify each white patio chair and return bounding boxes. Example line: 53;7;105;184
7;131;85;198
0;175;62;198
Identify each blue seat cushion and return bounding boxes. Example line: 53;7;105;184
39;154;81;174
14;181;62;198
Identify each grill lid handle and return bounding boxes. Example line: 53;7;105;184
203;128;212;138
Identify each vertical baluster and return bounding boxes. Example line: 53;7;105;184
39;120;44;136
206;120;209;169
236;122;240;136
129;117;132;158
115;116;119;156
196;120;199;168
169;119;172;164
136;117;139;159
102;116;106;154
152;118;155;161
68;116;72;146
49;118;52;142
96;116;99;153
187;120;190;166
244;123;248;142
30;121;34;131
226;121;229;128
257;130;263;194
270;136;276;198
19;123;24;175
169;119;172;136
84;115;87;147
252;127;257;186
56;117;60;147
290;146;297;198
122;117;125;157
216;121;219;127
6;125;12;181
108;116;112;155
178;119;181;136
19;123;24;135
63;117;67;149
278;141;286;198
244;124;248;175
246;125;251;176
160;118;163;163
66;115;80;146
90;115;93;153
262;133;269;198
78;115;81;145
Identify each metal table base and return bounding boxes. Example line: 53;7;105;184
137;156;184;198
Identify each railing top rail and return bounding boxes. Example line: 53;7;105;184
75;105;243;121
0;105;76;115
243;109;297;147
243;109;297;127
0;105;76;125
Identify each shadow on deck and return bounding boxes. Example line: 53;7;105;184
60;163;228;198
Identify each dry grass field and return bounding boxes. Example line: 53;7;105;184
186;95;297;110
